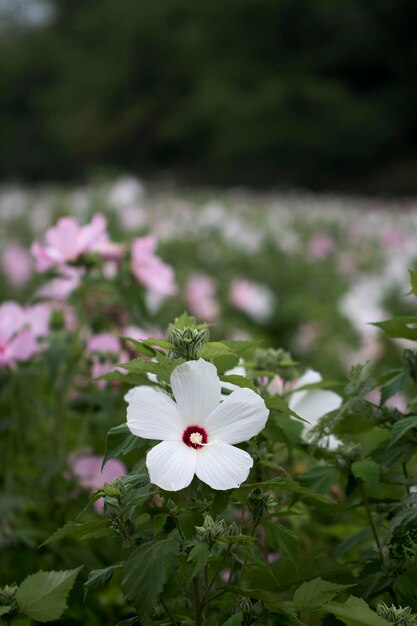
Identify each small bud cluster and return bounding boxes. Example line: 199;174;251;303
166;324;209;360
234;596;264;625
335;443;361;471
254;348;298;380
195;515;226;547
0;584;18;607
377;602;416;625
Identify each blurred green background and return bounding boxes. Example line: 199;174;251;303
1;0;417;193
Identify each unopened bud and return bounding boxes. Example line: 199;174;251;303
166;324;209;360
376;602;416;625
0;584;17;606
195;515;226;547
247;489;270;526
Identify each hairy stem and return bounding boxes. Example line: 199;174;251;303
160;597;178;626
361;484;383;559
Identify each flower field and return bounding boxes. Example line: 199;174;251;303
1;177;417;625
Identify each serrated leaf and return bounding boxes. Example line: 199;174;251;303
41;519;112;546
324;596;392;626
122;536;180;620
187;543;210;580
222;612;243;626
373;316;417;340
103;423;146;466
298;466;341;495
197;342;239;373
243;475;335;505
220;374;258;392
264;396;308;422
351;460;380;489
263;520;299;565
389;415;417;446
293;577;351;613
84;563;123;599
16;567;82;622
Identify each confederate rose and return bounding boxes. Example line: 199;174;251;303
229;279;275;323
0;301;40;367
185;273;219;323
69;451;126;512
126;359;269;491
131;236;177;298
31;213;110;271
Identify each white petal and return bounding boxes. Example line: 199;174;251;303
147;441;197;491
205;387;269;444
291;389;342;431
195;443;253;490
289;369;322;410
170;359;221;426
127;386;183;441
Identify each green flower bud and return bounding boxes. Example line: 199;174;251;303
247;488;270;526
0;584;18;606
166;324;209;360
195;515;226;547
254;348;298;380
376;602;416;625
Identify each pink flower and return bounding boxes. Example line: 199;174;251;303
68;451;126;512
36;267;83;300
185;274;219;322
131;236;177;298
123;325;164;341
229;279;275;322
86;333;127;388
307;233;335;260
31;214;109;271
87;333;121;355
381;228;408;250
0;302;39;367
366;390;407;413
2;243;32;288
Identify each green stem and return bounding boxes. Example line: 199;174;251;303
403;463;411;495
238;524;256;585
192;576;203;626
208;544;231;592
160;597;178;626
360;484;383;559
204;566;209;616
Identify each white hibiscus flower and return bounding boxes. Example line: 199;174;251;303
126;359;269;491
287;369;342;448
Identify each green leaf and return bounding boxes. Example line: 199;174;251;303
263;520;299;565
222;612;243;626
351;460;380;489
84;564;123;599
16;567;82;623
243;475;336;505
197;342;239;373
293;577;351;613
389;415;417;446
121;536;180;620
264;396;307;422
0;607;11;616
103;423;146;466
119;336;156;357
324;596;392;626
298;466;341;495
408;269;417;297
380;371;408;404
223;339;263;356
373;316;417;340
187;543;210;580
41;519;112;546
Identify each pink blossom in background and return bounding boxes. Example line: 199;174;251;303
0;301;39;367
68;451;126;512
131;236;177;298
294;322;320;353
229;279;275;323
36;267;83;300
381;227;408;250
87;333;121;355
307;233;335;260
185;273;219;322
366;389;408;413
1;242;33;288
31;213;109;271
337;251;357;277
123;325;164;341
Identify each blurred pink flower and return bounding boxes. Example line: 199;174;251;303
0;302;39;367
2;242;33;288
131;236;177;298
123;325;163;341
86;332;127;388
68;451;126;512
87;333;121;354
36;267;83;300
229;279;275;322
337;251;357;277
381;227;408;250
366;389;407;413
31;213;109;271
185;273;219;322
307;233;335;260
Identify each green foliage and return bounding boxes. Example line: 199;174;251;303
292;577;351;613
324;596;392;626
15;567;82;623
121;535;180;621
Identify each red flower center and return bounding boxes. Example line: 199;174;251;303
182;425;208;449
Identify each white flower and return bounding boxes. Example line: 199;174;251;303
288;369;342;449
126;359;269;491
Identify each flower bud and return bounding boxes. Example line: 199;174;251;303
0;584;17;607
247;488;270;526
254;348;298;380
376;602;415;625
166;324;209;360
195;515;226;547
